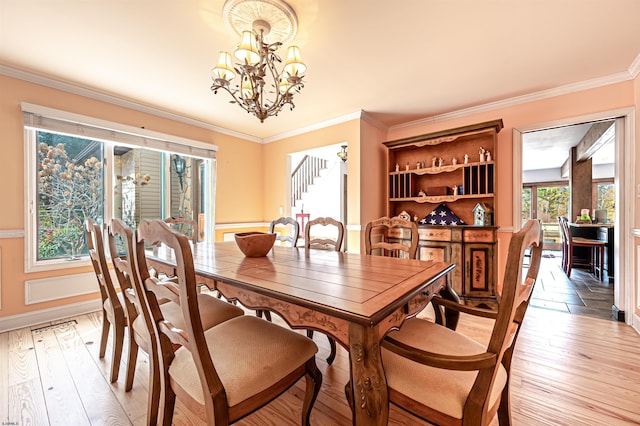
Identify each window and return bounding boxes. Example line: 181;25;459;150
24;103;217;272
593;180;615;223
522;182;569;249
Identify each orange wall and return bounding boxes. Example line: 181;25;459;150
386;81;636;285
261;119;360;221
0;74;262;318
2;73;639;323
634;73;640;319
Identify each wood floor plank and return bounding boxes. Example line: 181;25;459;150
6;327;48;425
53;317;133;425
0;331;8;421
1;259;639;426
71;313;148;423
32;326;90;425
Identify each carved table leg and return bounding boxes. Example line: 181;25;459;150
348;323;388;426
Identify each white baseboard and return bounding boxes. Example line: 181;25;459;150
0;298;101;333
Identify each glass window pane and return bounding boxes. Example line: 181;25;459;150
536;185;569;246
113;149;207;242
596;183;615;223
37;131;104;260
521;187;532;225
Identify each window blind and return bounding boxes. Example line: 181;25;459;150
21;102;217;159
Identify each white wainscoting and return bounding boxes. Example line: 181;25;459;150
25;272;99;305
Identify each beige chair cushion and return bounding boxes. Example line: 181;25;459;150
169;315;318;407
382;318;507;420
132;294;243;344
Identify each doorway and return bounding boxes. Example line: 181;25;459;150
512;108;635;324
287;143;347;248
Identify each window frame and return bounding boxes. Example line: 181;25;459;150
23;103;217;272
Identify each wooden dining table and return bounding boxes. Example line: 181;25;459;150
146;241;454;426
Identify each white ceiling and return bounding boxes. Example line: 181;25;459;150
522;121;615;172
1;0;640;142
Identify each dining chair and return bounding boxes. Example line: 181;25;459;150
133;219;323;425
257;216;301;321
375;219;543;425
364;216;418;259
304;216;344;251
269;216;300;247
164;216;198;243
85;218;127;384
303;217;345;365
558;216;605;280
107;219;244;423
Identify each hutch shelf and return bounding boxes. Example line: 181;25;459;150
383;119;503;308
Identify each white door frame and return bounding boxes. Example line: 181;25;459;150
512;107;635;324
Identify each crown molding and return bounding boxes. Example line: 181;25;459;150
262;111;363;143
391;68;637;132
0;65;262;143
4;51;639;145
629;53;640;79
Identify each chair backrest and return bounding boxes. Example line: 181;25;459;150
479;219;542;417
269;216;300;247
558;215;572;243
107;219;166;333
304;217;344;251
364;216;418;259
164;216;198;243
134;219;228;415
85;219;123;312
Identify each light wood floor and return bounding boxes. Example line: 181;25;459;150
2;289;640;424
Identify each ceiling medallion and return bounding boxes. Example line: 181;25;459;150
211;0;305;122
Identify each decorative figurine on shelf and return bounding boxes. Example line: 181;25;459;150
464;154;469;164
418;189;427;197
438;157;444;167
473;202;493;226
398;210;411;221
395;163;399;172
452;157;457;165
406;162;409;171
486;150;492;162
479;146;486;162
416;161;421;170
452;185;458;195
432;156;437;168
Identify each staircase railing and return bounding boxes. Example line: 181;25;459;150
291;155;327;203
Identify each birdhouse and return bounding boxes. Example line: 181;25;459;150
473;203;493;226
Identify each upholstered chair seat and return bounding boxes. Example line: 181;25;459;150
382;318;507;420
169;315;318;409
130;293;244;344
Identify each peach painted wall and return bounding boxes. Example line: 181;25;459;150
261;119;361;243
358;119;388;252
0;74;262;318
634;73;640;319
386;80;636;288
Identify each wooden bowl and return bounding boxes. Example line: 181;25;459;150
234;232;276;257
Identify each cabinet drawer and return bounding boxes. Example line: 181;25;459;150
418;227;452;241
463;228;495;243
388;228;413;239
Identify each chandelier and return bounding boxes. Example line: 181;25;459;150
211;0;306;123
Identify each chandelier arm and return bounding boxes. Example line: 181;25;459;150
211;13;304;122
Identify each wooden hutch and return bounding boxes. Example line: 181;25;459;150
383;119;503;308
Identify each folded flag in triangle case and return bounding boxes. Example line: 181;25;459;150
419;203;465;226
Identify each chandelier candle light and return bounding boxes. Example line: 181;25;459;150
211;0;306;122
